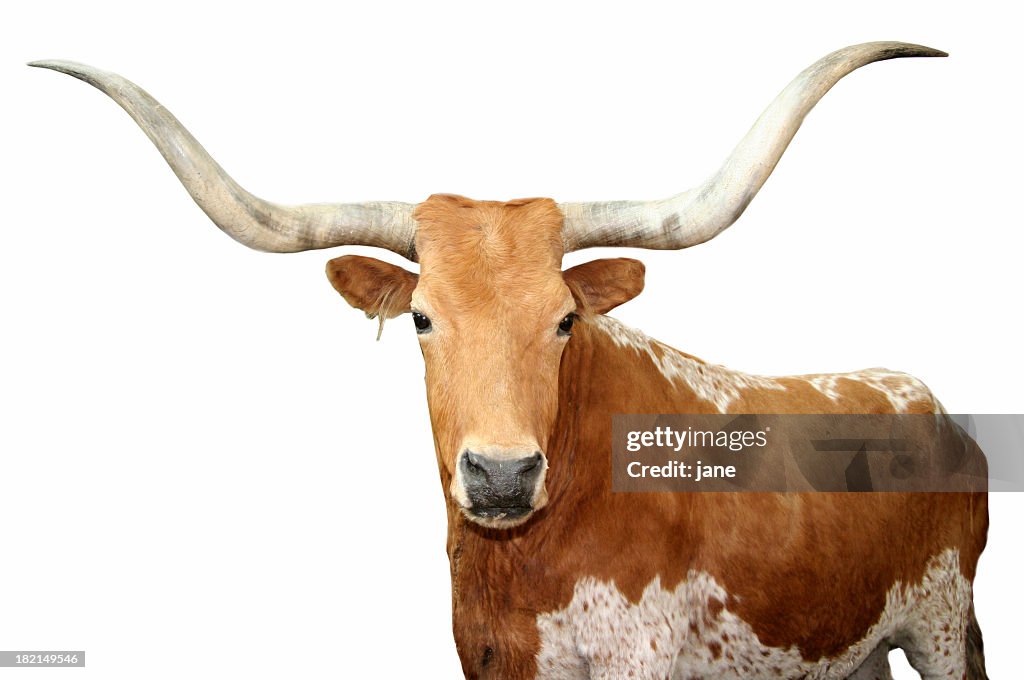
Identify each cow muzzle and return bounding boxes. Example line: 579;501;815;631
454;448;548;528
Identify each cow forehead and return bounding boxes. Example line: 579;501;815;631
412;195;566;297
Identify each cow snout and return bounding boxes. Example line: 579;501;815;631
459;450;547;525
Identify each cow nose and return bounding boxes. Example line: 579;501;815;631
461;450;545;518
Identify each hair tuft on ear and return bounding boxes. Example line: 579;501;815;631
372;288;401;341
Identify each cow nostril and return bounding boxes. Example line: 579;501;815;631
524;452;544;473
464;452;485;475
520;452;543;473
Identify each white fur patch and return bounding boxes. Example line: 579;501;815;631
534;550;970;679
800;368;938;413
591;316;938;414
590;316;785;412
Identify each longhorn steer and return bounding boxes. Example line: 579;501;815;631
33;42;988;679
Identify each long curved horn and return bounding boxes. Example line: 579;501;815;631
558;42;946;253
30;60;418;259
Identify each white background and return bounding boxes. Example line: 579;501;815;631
1;2;1021;678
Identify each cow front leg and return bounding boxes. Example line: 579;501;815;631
899;603;988;680
894;590;976;680
965;606;989;680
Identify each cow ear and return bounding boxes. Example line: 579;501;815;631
326;255;418;333
563;258;645;314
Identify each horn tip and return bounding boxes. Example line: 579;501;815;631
891;43;948;58
28;60;110;90
28;59;65;70
27;59;88;75
849;42;949;61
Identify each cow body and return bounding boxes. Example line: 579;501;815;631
449;313;987;679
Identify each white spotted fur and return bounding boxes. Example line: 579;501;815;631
535;549;970;679
591;316;936;413
801;369;938;413
590;315;785;411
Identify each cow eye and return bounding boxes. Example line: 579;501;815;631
557;313;576;337
412;312;432;334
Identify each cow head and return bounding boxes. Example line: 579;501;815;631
327;194;645;527
31;42;945;528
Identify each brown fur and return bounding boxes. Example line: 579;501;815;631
326;255;418;337
325;195;988;679
563;258;646;314
449;318;987;679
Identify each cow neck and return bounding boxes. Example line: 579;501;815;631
444;313;705;679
